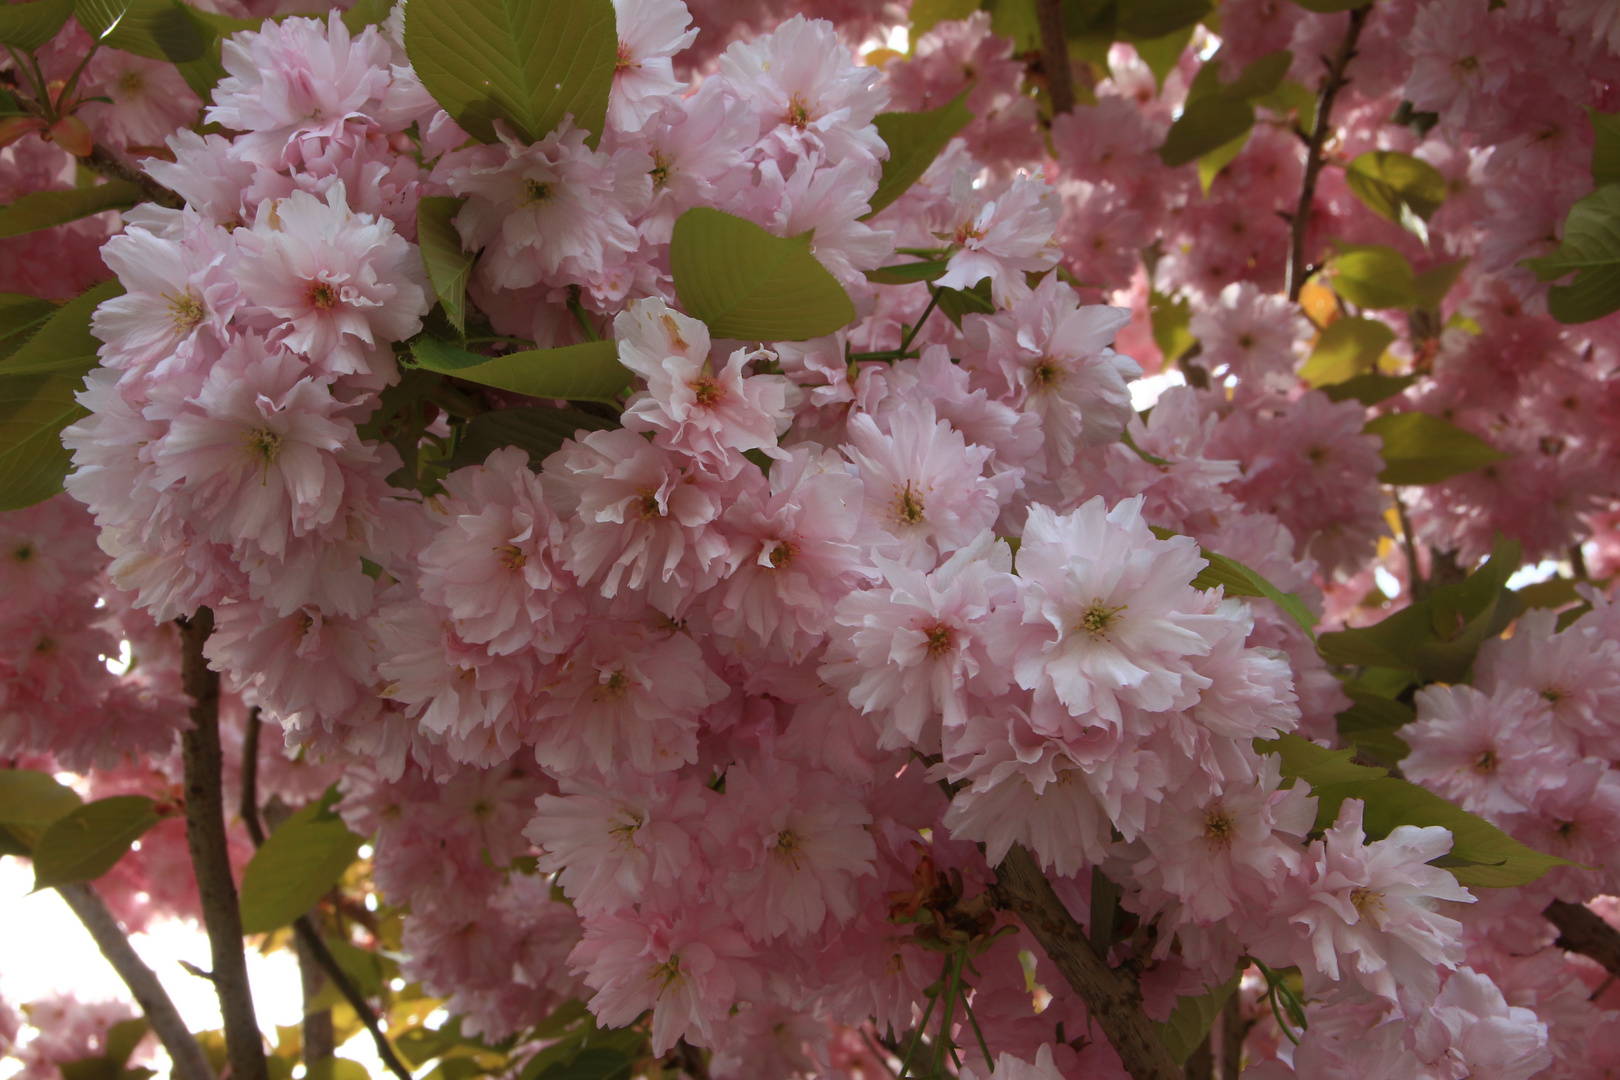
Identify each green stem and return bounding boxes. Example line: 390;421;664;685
899;289;943;356
930;955;959;1078
896;981;942;1079
960;978;995;1070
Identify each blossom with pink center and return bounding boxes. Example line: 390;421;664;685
443;120;650;292
822;530;1017;748
935;169;1063;309
1474;608;1620;758
608;0;697;134
842;401;1008;569
616;298;793;476
145;335;379;559
715;15;888;169
1008;496;1222;736
542;427;734;617
1400;684;1572;818
205;598;374;728
1187;281;1310;389
528;617;726;775
964;274;1140;464
708;446;870;658
208;14;396;167
1259;799;1473;1007
527;766;714;915
79;49;203;152
635;82;757;244
570;906;760;1053
1411;967;1552;1080
419;447;582;657
234;183;428;378
716;760;877;941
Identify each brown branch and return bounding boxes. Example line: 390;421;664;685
992;844;1183;1080
82;143;185;210
178;608;268;1080
238;710;413;1080
1218;994;1246;1080
1035;0;1076;117
1284;3;1372;301
1547;900;1620;978
56;881;217;1080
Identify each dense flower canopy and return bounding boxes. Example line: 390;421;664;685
1;0;1618;1078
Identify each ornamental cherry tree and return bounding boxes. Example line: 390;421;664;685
0;0;1618;1078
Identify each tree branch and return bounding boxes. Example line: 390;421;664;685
82;143;185;210
1035;0;1076;117
55;881;216;1080
992;844;1183;1080
1284;3;1372;302
1218;994;1246;1080
1547;900;1620;978
238;709;413;1080
177;608;268;1080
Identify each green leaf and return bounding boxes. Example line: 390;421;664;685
1334;689;1412;767
409;338;629;403
0;182;142;239
1328;242;1417;310
1286;0;1371;11
444;405;616;472
1258;732;1386;789
1365;410;1510;485
107;1018;150;1067
1154;969;1240;1065
1219;49;1292;101
908;0;981;40
1588;107;1620;188
1117;0;1211;40
1158;95;1254;167
1320;372;1415;405
403;0;617;148
341;0;394;33
415;197;473;334
867;92;973;219
670;208;856;341
1522;184;1620;325
239;791;364;934
0;294;60;361
1343;151;1447;241
1197;130;1249;194
934;277;995;327
864;258;951;285
1192;549;1319;640
0;768;83;853
1412;259;1467;311
1515;576;1584;611
1299;316;1395;387
1127;23;1197;93
1149;289;1194;362
0;0;77;50
531;1049;632;1080
0;371;88;511
984;0;1039;51
305;1060;369;1080
1254;79;1316;131
75;0;207;59
1;279;121;377
32;795;160;889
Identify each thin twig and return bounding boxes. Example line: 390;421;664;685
991;844;1182;1080
178;608;268;1080
55;881;216;1080
1034;0;1076;117
1394;494;1426;601
238;711;414;1080
1285;4;1372;301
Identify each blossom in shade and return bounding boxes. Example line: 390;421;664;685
935;169;1063;309
1400;684;1572;817
1411;967;1552;1080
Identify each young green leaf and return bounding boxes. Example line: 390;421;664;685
1334;690;1413;767
1197;130;1250;193
864;258;951;285
1258;732;1386;787
0;182;142;239
1158;95;1255;167
0;371;89;511
1320;372;1415;406
1412;259;1466;311
1219;49;1292;101
404;0;617;148
409;338;630;403
1192;550;1319;640
0;768;83;854
866;91;973;219
1521;184;1620;325
1327;243;1417;310
0;279;121;377
1117;0;1211;41
0;0;77;50
76;0;206;59
1343;151;1448;240
1154;969;1241;1065
1299;316;1395;387
239;792;365;934
530;1048;633;1080
443;404;617;472
1364;410;1510;485
1149;289;1195;362
670;208;856;340
415;196;474;333
1588;107;1620;188
341;0;393;33
31;795;161;889
909;0;980;40
0;294;60;360
935;277;996;327
1129;22;1198;93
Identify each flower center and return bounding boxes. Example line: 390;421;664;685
1031;358;1064;390
594;669;631;702
1472;748;1496;774
11;543;33;563
1350;886;1386;921
785;92;812;130
166;289;206;331
245;427;282;474
774;828;805;869
306;281;337;310
608;809;644;850
615;39;636;71
648;955;686;996
118;70;144;95
495;544;526;571
1079;599;1126;638
923;623;954;658
767;539;797;569
522;178;553;206
650;150;672;189
893;481;925;525
689;374;726;407
637;488;663;520
1203;808;1234;847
